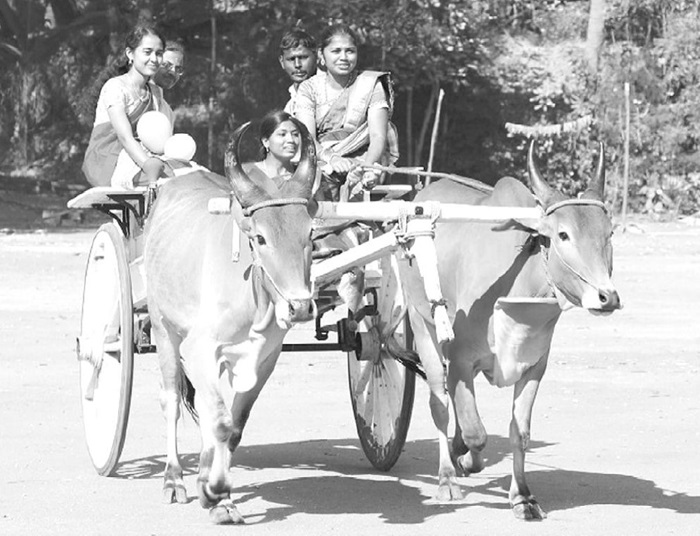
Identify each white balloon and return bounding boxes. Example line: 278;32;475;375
136;111;172;154
163;133;197;162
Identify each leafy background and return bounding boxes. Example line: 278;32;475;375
2;0;700;219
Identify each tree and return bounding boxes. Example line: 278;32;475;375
585;0;606;76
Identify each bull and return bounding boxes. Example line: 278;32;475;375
144;122;316;523
402;142;621;520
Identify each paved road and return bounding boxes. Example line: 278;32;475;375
1;222;699;535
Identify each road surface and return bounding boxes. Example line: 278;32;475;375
1;220;699;535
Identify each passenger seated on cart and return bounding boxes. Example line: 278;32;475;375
294;23;399;203
243;110;315;190
294;23;399;318
82;24;172;190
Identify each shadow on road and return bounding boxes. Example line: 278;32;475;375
112;435;699;523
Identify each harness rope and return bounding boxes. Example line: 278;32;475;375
544;198;607;216
243;197;308;216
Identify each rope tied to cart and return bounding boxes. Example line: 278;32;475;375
395;200;441;243
394;200;454;345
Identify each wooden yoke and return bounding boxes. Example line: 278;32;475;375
208;197;542;345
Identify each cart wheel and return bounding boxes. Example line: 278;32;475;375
347;254;416;471
77;223;134;476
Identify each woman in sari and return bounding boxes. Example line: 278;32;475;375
82;24;171;189
242;110;307;189
295;23;399;202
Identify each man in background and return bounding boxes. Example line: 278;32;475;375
153;39;185;126
278;28;317;115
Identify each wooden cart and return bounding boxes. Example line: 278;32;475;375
68;181;540;476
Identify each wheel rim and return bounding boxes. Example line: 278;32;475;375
79;224;133;475
348;254;415;471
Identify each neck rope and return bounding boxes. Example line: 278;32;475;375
242;197;307;217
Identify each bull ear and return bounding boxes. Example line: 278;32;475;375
527;140;558;208
307;198;319;217
281;118;317;200
492;214;554;237
581;142;606;201
225;122;270;209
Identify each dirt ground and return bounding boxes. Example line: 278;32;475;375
1;210;699;535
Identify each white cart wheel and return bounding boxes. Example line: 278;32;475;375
348;254;416;471
77;222;134;476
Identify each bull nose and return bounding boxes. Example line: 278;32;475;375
598;288;621;310
288;298;316;323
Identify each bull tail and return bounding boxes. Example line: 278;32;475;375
384;328;427;381
179;367;198;423
380;305;427;381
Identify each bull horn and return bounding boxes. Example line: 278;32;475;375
225;121;270;209
581;142;606;201
527;139;557;207
282;118;317;200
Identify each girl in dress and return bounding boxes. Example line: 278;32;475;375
82;24;171;189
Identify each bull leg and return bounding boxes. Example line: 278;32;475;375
447;356;487;476
195;388;244;524
336;227;365;322
408;306;462;501
228;346;282;453
151;315;187;504
509;353;548;521
197;346;281;525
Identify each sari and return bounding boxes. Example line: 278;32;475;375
82;78;166;188
296;70;399;201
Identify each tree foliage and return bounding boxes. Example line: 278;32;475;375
2;0;700;217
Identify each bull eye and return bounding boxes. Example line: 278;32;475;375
256;234;266;246
558;231;570;241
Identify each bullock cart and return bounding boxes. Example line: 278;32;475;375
68;179;540;477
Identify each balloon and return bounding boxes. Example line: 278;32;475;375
136;111;172;154
163;133;197;162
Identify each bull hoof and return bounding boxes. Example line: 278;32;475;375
455;451;484;476
163;464;188;504
512;498;546;521
436;476;463;502
163;482;188;504
209;501;245;525
197;479;230;509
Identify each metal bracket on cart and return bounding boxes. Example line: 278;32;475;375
67;187;151;238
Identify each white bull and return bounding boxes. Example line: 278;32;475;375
144;121;316;523
402;142;621;520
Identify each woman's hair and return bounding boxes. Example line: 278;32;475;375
122;24;165;72
258;110;298;160
318;23;358;51
80;24;164;125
